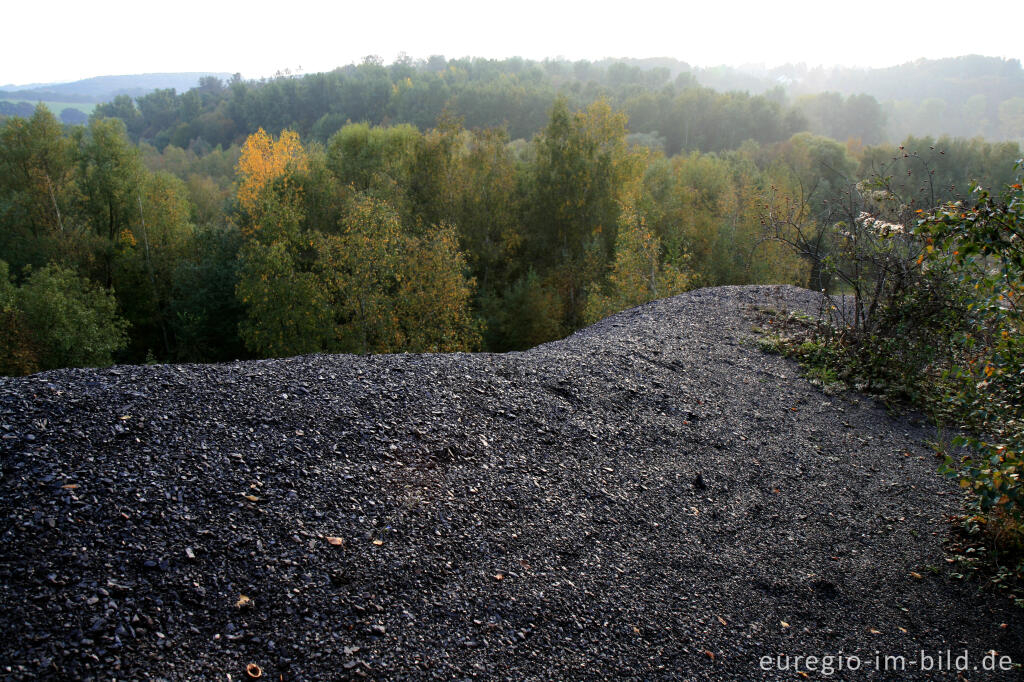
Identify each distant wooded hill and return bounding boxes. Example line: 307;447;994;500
683;55;1024;141
0;72;234;103
3;57;1021;145
50;55;1020;153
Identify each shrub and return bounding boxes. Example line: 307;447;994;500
917;168;1024;534
0;262;40;375
8;262;129;372
763;157;1024;570
763;172;971;399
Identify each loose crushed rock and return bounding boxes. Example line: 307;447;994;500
1;285;1021;680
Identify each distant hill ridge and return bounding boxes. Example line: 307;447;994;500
0;72;234;103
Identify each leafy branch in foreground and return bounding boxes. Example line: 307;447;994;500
918;170;1024;538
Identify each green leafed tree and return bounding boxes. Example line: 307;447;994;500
236;237;336;358
394;222;481;352
0;261;39;375
0;260;128;373
525;96;641;327
70;117;146;286
480;269;565;352
321;195;479;354
584;199;692;324
0;104;73;273
112;171;195;359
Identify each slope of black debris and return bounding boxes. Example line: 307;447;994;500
1;285;1021;680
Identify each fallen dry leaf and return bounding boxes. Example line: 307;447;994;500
372;539;383;546
909;571;923;579
780;621;790;628
236;594;251;608
703;649;715;660
324;536;344;546
243;494;260;502
717;616;727;626
494;573;504;581
870;628;881;634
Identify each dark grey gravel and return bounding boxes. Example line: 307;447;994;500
1;285;1021;680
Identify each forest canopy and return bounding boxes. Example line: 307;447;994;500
0;55;1021;374
80;55;1024;153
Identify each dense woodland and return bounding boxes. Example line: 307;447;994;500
0;56;1022;374
5;55;1018;146
78;55;1024;146
675;55;1024;142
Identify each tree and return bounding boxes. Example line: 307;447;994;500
481;270;565;351
525;97;641;327
71;117;145;285
94;95;143;138
171;224;247;362
323;195;479;353
0;261;39;375
451;126;520;294
394;222;481;352
325;123;419;208
236;127;308;234
998;98;1024;142
112;171;195;358
843;94;886;145
236;237;335;357
584;198;691;324
0;104;73;272
5;261;128;371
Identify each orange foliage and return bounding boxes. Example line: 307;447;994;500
236;128;308;228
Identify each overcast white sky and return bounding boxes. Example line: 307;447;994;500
4;0;1021;85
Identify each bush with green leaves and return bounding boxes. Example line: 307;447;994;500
762;169;971;400
0;260;129;374
917;167;1024;536
764;156;1024;563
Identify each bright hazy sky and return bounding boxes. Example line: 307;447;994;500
4;0;1021;85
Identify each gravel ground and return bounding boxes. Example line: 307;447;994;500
1;284;1021;680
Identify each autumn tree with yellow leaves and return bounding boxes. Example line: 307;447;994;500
234;128;480;358
235;128;308;235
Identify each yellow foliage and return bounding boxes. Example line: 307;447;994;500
236;128;308;232
117;228;137;248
